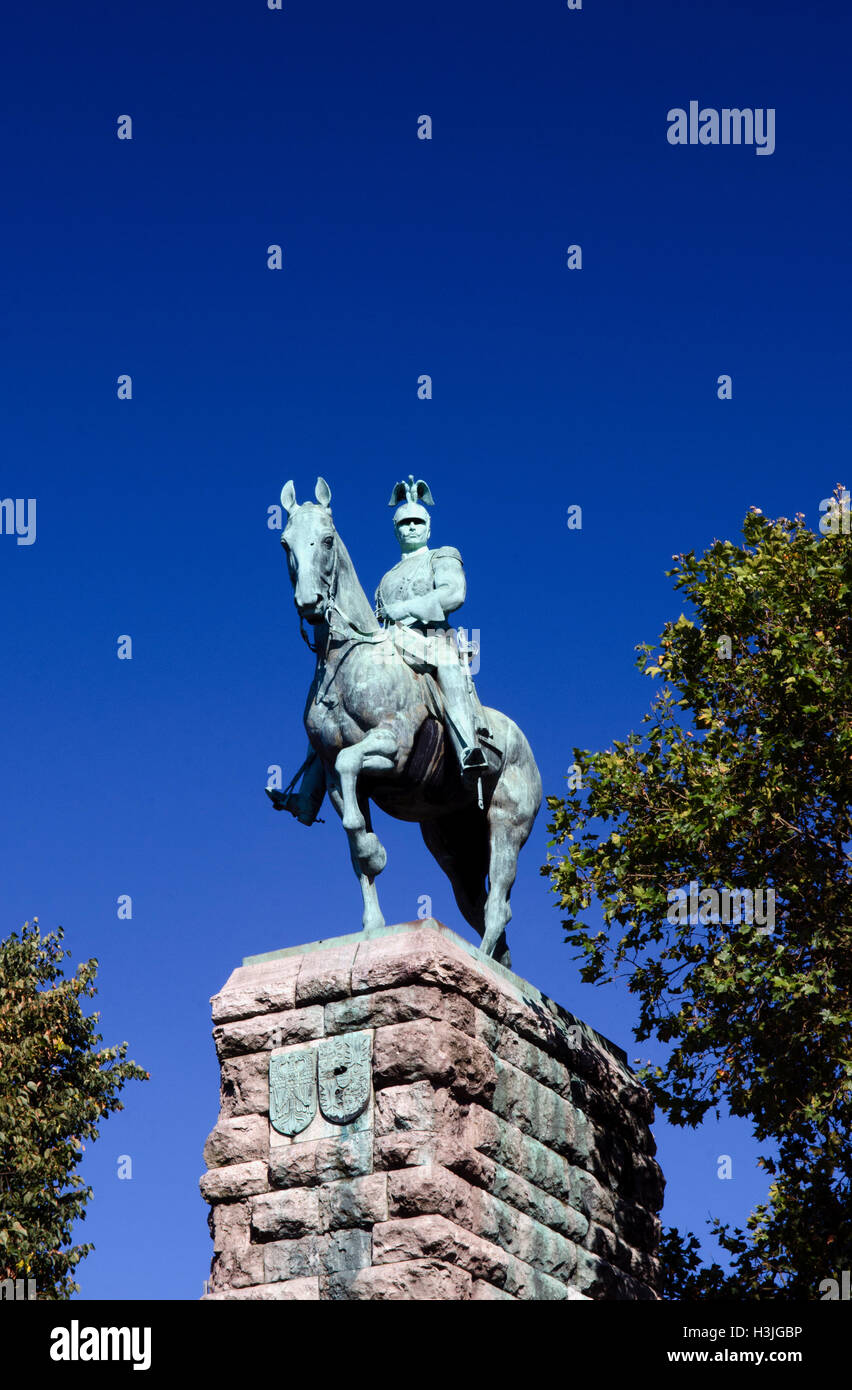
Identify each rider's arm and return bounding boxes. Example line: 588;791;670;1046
396;552;465;624
429;549;465;617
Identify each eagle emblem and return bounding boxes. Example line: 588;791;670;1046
269;1049;317;1136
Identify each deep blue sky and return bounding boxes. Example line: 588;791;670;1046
2;0;848;1298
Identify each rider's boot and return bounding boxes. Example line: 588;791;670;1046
266;751;327;825
436;658;488;785
267;789;317;824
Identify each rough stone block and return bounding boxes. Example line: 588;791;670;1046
470;1280;516;1300
264;1235;319;1282
585;1219;634;1271
200;1160;268;1203
437;1137;497;1190
373;1019;495;1102
569;1165;616;1227
326;984;465;1035
476;1013;576;1096
204;1277;319;1301
320;1228;372;1275
375;1078;461;1134
613;1199;661;1253
351;930;506;1019
572;1248;656;1301
211;959;301;1023
251;1188;319;1241
268;1131;373;1189
387;1164;580;1283
326;984;475;1037
326;1257;473;1301
496;991;616;1079
490;1163;589;1244
492;1058;592;1164
503;1257;580;1301
618;1151;665;1210
210;1242;265;1291
295;942;359;1005
319;1173;388;1231
373;1215;509;1286
219;1052;270;1118
207;1200;250;1254
374;1130;439;1171
213;1006;323;1060
466;1104;571;1201
203;1114;268;1169
387;1163;472;1225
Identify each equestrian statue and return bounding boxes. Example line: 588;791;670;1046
266;475;541;966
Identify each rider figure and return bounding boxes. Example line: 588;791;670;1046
271;476;488;825
376;476;489;782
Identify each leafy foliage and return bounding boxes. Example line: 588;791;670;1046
543;495;852;1297
0;919;148;1298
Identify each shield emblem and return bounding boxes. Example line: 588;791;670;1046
269;1049;317;1136
317;1032;372;1125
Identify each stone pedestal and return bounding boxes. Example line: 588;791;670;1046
200;920;664;1301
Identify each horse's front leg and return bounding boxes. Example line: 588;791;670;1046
335;728;397;835
325;779;385;932
330;729;397;931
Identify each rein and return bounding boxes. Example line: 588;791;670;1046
299;534;390;656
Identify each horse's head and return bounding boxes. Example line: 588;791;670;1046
280;477;337;623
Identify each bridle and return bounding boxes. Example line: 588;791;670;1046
297;530;390;657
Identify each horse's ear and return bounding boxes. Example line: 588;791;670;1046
315;477;332;508
280;480;298;515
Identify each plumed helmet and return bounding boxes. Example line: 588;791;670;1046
389;475;435;527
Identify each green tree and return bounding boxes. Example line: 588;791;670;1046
0;919;148;1299
542;494;852;1298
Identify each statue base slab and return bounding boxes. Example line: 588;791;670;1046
200;920;663;1300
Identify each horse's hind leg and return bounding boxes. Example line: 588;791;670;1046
481;822;517;968
480;730;542;964
420;810;488;937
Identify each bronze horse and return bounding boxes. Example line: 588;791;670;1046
273;478;541;966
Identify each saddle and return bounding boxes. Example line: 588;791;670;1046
416;668;503;765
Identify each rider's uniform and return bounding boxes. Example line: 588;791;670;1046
375;545;489;762
273;496;487;827
375;545;464;671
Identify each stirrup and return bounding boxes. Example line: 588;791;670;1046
266;788;320;826
460;746;488;774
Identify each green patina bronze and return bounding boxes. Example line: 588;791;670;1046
317;1032;372;1125
266;477;542;965
269;1049;316;1137
268;1032;372;1137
